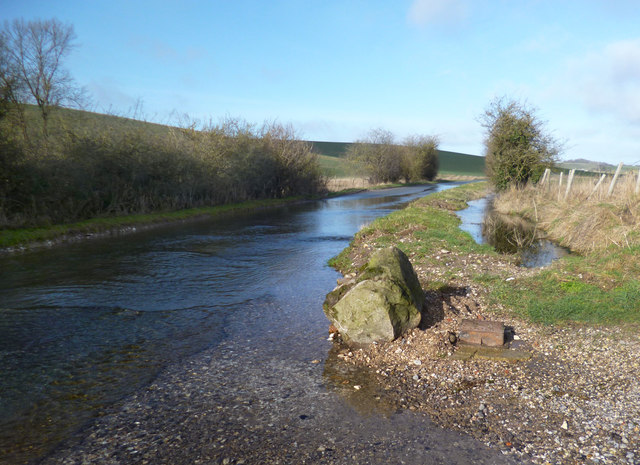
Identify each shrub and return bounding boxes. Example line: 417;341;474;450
481;98;560;191
347;129;439;183
402;135;439;182
0;113;326;228
346;128;403;183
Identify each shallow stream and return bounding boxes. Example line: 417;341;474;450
0;184;520;464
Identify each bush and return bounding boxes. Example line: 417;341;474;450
481;98;560;191
402;135;439;182
346;128;403;183
347;129;439;183
0;114;326;228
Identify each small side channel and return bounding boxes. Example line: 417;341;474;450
457;196;569;268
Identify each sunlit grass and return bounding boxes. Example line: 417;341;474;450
330;181;640;326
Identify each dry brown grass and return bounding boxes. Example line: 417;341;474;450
435;173;486;181
325;177;371;192
492;172;640;253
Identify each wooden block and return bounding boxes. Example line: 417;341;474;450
459;319;505;347
451;344;531;362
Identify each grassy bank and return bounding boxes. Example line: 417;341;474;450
0;181;436;250
0;196;302;250
492;173;640;253
330;182;640;326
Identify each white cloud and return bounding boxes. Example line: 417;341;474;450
567;38;640;124
407;0;469;26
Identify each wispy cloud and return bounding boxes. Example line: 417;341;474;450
128;36;206;65
566;38;640;124
407;0;469;27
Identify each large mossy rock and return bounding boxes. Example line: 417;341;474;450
323;247;423;346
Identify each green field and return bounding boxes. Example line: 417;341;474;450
310;141;485;177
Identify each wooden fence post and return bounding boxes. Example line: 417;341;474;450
557;172;563;201
588;174;606;200
636;170;640;195
564;169;576;200
607;162;624;197
540;168;551;188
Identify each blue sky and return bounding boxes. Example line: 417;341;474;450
2;0;640;163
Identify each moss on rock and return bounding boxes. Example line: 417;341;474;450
323;246;423;346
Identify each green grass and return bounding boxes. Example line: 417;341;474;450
0;197;301;249
437;150;486;176
22;104;171;139
329;182;492;272
317;154;355;177
330;181;640;326
310;141;352;158
491;258;640;325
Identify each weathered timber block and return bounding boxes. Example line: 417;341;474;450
459;319;505;347
451;344;531;362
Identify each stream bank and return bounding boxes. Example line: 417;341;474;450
329;182;640;465
2;182;522;465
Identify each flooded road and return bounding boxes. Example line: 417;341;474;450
0;184;522;464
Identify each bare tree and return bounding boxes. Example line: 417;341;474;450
0;32;29;137
347;128;404;183
1;18;84;137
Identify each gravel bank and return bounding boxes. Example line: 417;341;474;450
42;335;525;465
333;242;640;465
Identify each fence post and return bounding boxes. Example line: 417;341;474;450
588;174;607;200
557;172;563;201
540;168;551;187
636;170;640;195
607;162;624;197
564;169;576;200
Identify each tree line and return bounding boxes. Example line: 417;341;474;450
0;19;324;228
0;17;445;230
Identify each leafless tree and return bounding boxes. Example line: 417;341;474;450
0;32;29;138
1;18;85;136
347;128;404;183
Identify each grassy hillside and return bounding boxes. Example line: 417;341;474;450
317;154;356;178
17;108;485;180
310;141;486;177
19;110;486;177
20;104;171;138
437;149;485;176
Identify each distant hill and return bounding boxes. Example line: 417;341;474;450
310;141;485;177
558;159;638;173
437;149;485;176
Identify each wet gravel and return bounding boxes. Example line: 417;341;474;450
42;335;525;465
333;240;640;465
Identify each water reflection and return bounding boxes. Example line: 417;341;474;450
457;197;569;267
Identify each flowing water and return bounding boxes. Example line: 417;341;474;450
0;184;521;464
